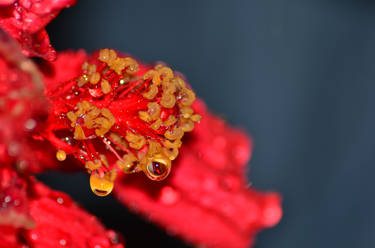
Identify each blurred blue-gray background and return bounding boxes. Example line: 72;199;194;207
41;0;375;247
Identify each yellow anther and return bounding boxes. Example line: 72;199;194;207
109;132;128;148
163;139;182;149
111;58;126;75
99;49;117;65
142;85;158;100
180;88;196;107
173;77;186;89
181;107;194;119
56;150;66;161
87;64;97;75
157;66;174;82
101;79;111;94
99;48;110;62
74;125;87;140
165;126;183;140
85;160;102;171
181;118;194;132
116;153;138;173
147;102;161;120
89;72;100;84
125;131;146;150
94;117;111;136
101;108;116;125
148;140;162;156
80;101;91;112
160;93;176;108
81;62;89;71
68;102;116;140
144;70;161;86
162;80;176;94
191;114;202;122
162;147;179;160
139;111;152;122
150;118;162;130
67;111;77;126
164;115;177;126
123;57;139;75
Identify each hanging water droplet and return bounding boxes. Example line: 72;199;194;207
144;154;171;181
89;172;114;197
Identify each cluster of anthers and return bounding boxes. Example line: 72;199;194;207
45;49;201;196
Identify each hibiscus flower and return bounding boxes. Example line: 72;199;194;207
0;1;282;247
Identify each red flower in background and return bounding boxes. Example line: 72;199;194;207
0;168;124;248
0;1;282;248
0;0;75;60
113;100;281;248
0;30;123;248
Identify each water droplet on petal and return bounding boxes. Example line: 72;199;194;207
59;239;67;246
24;118;36;130
56;197;64;204
159;186;179;205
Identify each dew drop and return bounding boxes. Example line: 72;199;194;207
159;186;179;205
8;141;20;156
144;154;171;181
59;239;67;246
89;173;114;197
24;119;36;130
4;196;11;203
56;197;64;204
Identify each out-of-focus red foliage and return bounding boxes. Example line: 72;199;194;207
0;28;57;174
113;100;282;248
0;0;75;60
0;168;125;248
0;32;124;248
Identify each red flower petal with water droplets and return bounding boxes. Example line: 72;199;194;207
39;49;201;196
0;28;58;174
113;100;282;248
0;167;125;248
38;49;282;247
0;0;75;60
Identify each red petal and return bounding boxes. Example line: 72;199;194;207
113;101;282;248
0;168;125;248
0;29;53;173
0;0;76;60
